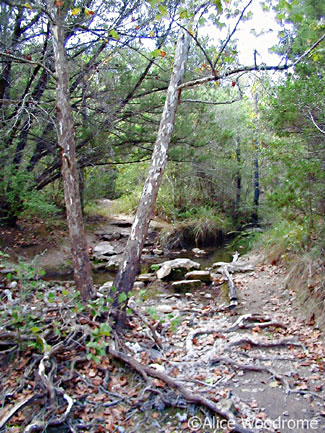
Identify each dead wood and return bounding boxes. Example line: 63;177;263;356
128;301;163;349
109;345;254;433
225;335;302;350
185;314;288;355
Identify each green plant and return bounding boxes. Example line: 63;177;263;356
0;167;59;223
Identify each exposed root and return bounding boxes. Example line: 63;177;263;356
109;344;255;433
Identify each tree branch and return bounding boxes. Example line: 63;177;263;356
0;51;55;78
178;33;325;91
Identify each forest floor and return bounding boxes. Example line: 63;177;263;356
0;207;324;433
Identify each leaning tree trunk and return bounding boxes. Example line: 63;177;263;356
111;26;191;325
49;2;95;302
252;92;260;226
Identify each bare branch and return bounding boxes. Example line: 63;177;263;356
180;96;241;105
292;33;325;67
308;110;325;134
0;51;55;78
213;0;254;68
178;33;325;91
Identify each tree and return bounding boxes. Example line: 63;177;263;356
112;20;191;325
47;0;95;301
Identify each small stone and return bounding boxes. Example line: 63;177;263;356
99;281;113;292
137;273;155;282
156;304;173;313
133;281;145;290
172;280;202;291
153;248;164;255
192;247;207;255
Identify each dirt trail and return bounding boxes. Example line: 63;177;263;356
141;253;325;433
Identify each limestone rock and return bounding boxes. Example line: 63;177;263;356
192;247;207;256
98;281;113;292
185;270;212;283
153;248;164;255
137;273;156;282
105;255;123;271
93;241;124;259
156;304;173;313
171;279;202;291
156;258;200;280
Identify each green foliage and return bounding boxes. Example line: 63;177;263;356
0;167;58;223
83;166;117;205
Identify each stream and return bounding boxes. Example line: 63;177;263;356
43;244;233;286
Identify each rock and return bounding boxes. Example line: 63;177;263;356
192;247;207;255
98;281;113;292
185;270;212;283
105;256;123;271
171;280;202;291
91;262;107;272
101;232;121;241
133;281;145;290
137;273;156;282
156;304;173;313
93;241;124;259
212;261;254;273
156;258;200;280
153;248;164;255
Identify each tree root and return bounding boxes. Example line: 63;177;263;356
109;344;254;433
186;313;290;355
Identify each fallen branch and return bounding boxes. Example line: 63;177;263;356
186;314;288;354
128;301;164;349
0;394;44;430
225;336;302;350
109;345;254;433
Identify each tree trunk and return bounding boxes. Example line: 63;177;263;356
111;26;191;325
49;2;95;302
252;92;260;226
235;137;241;218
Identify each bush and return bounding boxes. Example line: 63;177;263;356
0;167;58;225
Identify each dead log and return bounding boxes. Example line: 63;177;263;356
109;345;254;433
222;264;238;304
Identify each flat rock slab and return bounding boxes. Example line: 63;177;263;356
93;241;124;258
171;279;202;291
212;261;255;273
105;255;123;271
185;270;212;283
156;258;200;280
137;273;156;282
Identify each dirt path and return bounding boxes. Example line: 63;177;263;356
123;251;324;433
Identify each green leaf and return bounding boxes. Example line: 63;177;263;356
158;5;167;16
151;49;161;58
179;9;188;19
31;326;41;333
99;323;111;336
118;292;128;303
109;29;120;41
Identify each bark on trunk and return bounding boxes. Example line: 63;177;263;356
49;3;95;302
252;92;260;226
111;26;191;324
235;137;241;217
